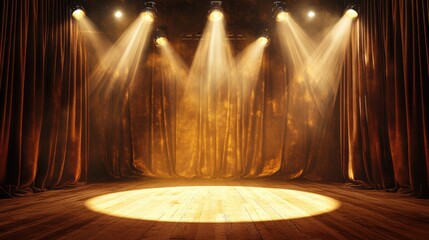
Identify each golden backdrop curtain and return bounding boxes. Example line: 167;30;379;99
89;35;342;180
342;0;429;197
0;0;88;197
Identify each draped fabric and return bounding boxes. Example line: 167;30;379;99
341;0;429;197
90;24;342;180
0;0;88;197
1;0;427;198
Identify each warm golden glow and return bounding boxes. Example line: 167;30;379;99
72;9;85;20
277;15;353;114
141;11;155;23
155;37;167;46
276;11;289;22
258;37;269;46
74;15;112;64
85;186;340;223
236;38;266;100
209;10;223;21
345;9;358;19
89;11;153;100
308;11;316;18
158;39;188;81
275;14;354;169
114;10;123;19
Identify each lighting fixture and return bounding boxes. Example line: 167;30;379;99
141;1;157;23
209;1;224;21
308;10;316;18
71;1;85;20
114;10;123;19
154;29;167;47
272;1;289;22
344;0;359;19
345;5;359;19
258;29;270;46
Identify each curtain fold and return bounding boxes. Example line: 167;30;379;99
92;34;342;180
342;0;429;197
2;0;427;198
0;0;88;197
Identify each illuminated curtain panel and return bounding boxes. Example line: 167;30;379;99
0;0;88;197
87;12;155;179
88;1;343;180
341;0;429;197
123;23;342;179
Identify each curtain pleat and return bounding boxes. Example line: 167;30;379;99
342;0;429;197
1;0;427;198
97;33;342;180
0;0;87;197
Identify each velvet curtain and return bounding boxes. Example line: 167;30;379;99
2;0;427;198
0;0;88;197
341;0;429;197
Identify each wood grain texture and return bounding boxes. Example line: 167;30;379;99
1;179;428;240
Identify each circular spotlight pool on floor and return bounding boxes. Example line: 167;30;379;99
85;186;340;223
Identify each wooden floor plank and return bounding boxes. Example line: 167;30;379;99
1;179;428;240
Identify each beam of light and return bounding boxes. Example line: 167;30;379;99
235;39;265;99
277;14;353;116
85;186;340;222
308;11;316;18
114;10;123;19
72;9;85;20
209;9;223;21
276;11;289;22
276;14;354;173
345;9;358;19
234;38;267;175
303;15;353;115
90;12;154;97
277;16;315;71
88;13;154;164
157;39;188;80
74;14;112;70
175;14;238;177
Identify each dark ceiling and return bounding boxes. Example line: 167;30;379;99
83;0;346;41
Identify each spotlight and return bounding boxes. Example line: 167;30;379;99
210;10;223;21
155;37;167;46
345;5;359;19
141;1;157;23
308;10;316;18
71;2;85;20
276;11;289;22
258;29;270;46
272;1;289;22
154;29;167;47
72;9;85;20
344;0;359;19
142;11;155;22
114;10;123;19
209;1;224;21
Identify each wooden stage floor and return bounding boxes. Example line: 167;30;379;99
1;179;428;240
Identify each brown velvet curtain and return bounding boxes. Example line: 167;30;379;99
0;0;88;197
342;0;429;197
